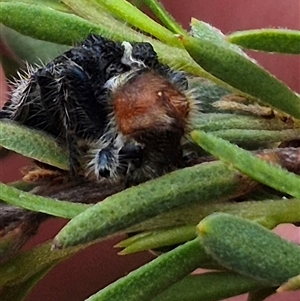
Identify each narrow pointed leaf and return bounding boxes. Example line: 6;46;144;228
193;113;298;132
0;2;108;45
211;128;300;146
191;130;300;198
86;239;209;301
118;226;196;254
191;18;249;57
1;0;71;12
128;198;300;233
152;272;261;301
62;0;116;21
0;182;89;218
182;36;300;119
93;0;182;47
228;29;300;54
143;0;186;35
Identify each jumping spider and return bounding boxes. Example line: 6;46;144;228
0;35;200;185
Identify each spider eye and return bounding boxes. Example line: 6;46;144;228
119;143;143;168
69;64;89;82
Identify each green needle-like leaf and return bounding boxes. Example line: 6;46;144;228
94;0;182;47
119;195;300;254
210;128;300;147
0;183;89;218
0;3;233;90
128;198;300;233
0;2;108;45
0;121;69;170
182;35;300;119
197;213;300;286
53;160;257;249
1;0;71;12
193;113;298;132
143;0;187;35
62;0;117;22
191;130;300;198
191;18;249;57
152;272;261;301
86;239;209;301
117;226;196;254
227;29;300;54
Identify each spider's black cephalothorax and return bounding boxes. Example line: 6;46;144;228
0;35;198;184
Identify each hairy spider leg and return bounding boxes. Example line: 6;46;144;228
33;60;107;176
0;72;41;123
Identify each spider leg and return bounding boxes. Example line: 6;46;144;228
68;64;107;137
34;63;84;176
94;144;119;178
34;57;113;176
0;69;40;123
91;140;143;180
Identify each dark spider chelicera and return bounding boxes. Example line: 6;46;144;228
0;35;200;184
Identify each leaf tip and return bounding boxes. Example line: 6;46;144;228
190;130;201;142
51;239;62;251
196;219;210;236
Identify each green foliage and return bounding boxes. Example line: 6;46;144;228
0;182;89;218
0;121;69;170
227;29;300;54
197;213;300;285
191;130;300;198
53;160;258;249
0;1;300;301
86;239;209;301
151;272;261;301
